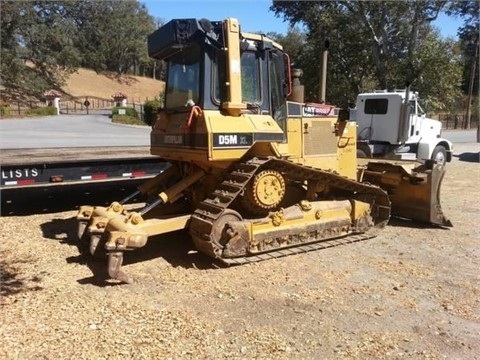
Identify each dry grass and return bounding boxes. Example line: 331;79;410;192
63;68;164;103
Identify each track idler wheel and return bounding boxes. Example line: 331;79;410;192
210;209;249;258
241;169;286;215
211;210;243;247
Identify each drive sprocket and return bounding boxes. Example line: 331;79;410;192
241;169;285;215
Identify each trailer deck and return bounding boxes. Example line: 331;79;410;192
1;146;166;189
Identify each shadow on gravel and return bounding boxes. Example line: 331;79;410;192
40;217;78;246
454;152;480;163
122;230;216;270
40;216;220;287
0;260;44;297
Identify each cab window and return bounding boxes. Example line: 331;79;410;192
165;44;201;109
241;51;261;103
364;98;388;114
269;50;287;124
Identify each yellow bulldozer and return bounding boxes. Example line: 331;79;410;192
76;18;451;283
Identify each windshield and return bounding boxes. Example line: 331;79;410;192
165;45;201;109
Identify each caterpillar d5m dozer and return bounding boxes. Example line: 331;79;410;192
76;18;450;283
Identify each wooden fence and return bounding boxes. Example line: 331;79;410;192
1;100;48;117
438;113;479;130
1;96;149;119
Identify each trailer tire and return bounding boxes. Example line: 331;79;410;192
432;145;447;166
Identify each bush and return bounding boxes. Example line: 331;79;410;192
25;106;57;116
0;104;11;117
111;106;138;118
111;106;146;126
143;98;163;126
111;115;146;126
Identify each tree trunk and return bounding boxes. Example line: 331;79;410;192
465;41;478;131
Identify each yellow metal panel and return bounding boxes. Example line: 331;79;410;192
211;148;252;160
205;111;254;133
246;114;284;133
284;116;357;180
304;157;341;172
286;117;303;159
336;121;357;180
204;112;284;134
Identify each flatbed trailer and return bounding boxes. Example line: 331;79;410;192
1;146;169;215
1;146;167;189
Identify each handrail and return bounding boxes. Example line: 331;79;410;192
183;105;203;131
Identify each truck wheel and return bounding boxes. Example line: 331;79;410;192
357;148;369;158
432;145;447;165
357;143;372;158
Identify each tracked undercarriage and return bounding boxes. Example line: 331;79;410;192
190;157;390;263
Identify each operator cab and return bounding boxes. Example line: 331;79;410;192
147;18;289;126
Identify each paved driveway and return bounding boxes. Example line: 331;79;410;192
0;114;150;149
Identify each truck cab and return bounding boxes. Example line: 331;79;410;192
353;90;452;165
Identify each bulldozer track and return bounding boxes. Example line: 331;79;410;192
217;233;377;265
190;157;391;263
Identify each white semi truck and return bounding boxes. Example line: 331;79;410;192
352;88;452;165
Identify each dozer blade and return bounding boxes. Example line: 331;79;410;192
360;160;452;227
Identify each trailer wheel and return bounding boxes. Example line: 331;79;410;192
432;145;447;165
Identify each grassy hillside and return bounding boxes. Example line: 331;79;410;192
63;68;164;102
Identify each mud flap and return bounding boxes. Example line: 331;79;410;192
361;160;452;227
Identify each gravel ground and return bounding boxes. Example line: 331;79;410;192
1;143;479;359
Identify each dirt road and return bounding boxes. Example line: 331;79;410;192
1;143;479;359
